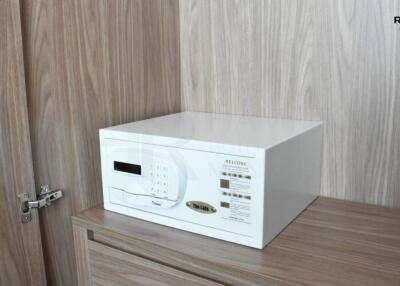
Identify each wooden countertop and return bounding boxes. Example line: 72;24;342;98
72;197;400;286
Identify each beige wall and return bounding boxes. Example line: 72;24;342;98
180;0;400;207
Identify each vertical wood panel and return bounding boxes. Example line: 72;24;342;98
20;0;180;285
73;226;92;286
315;0;400;206
181;0;317;117
180;0;400;207
0;0;47;285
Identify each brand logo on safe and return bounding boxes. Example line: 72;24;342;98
395;16;400;24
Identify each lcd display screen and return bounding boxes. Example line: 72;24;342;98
114;161;141;175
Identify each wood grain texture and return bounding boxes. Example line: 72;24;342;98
180;0;400;207
73;226;92;286
20;1;180;285
73;198;400;286
0;1;47;285
88;240;223;286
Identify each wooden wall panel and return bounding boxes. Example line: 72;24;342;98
20;0;180;285
0;0;47;285
180;0;400;207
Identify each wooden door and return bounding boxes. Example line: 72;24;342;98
0;0;47;285
20;0;180;285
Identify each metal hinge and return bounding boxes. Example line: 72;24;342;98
18;185;63;224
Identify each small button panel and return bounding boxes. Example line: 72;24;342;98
148;162;171;199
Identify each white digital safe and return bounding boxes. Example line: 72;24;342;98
100;112;322;249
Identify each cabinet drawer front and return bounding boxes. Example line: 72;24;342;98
88;240;223;286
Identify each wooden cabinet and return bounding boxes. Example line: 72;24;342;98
72;197;400;286
87;240;222;286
